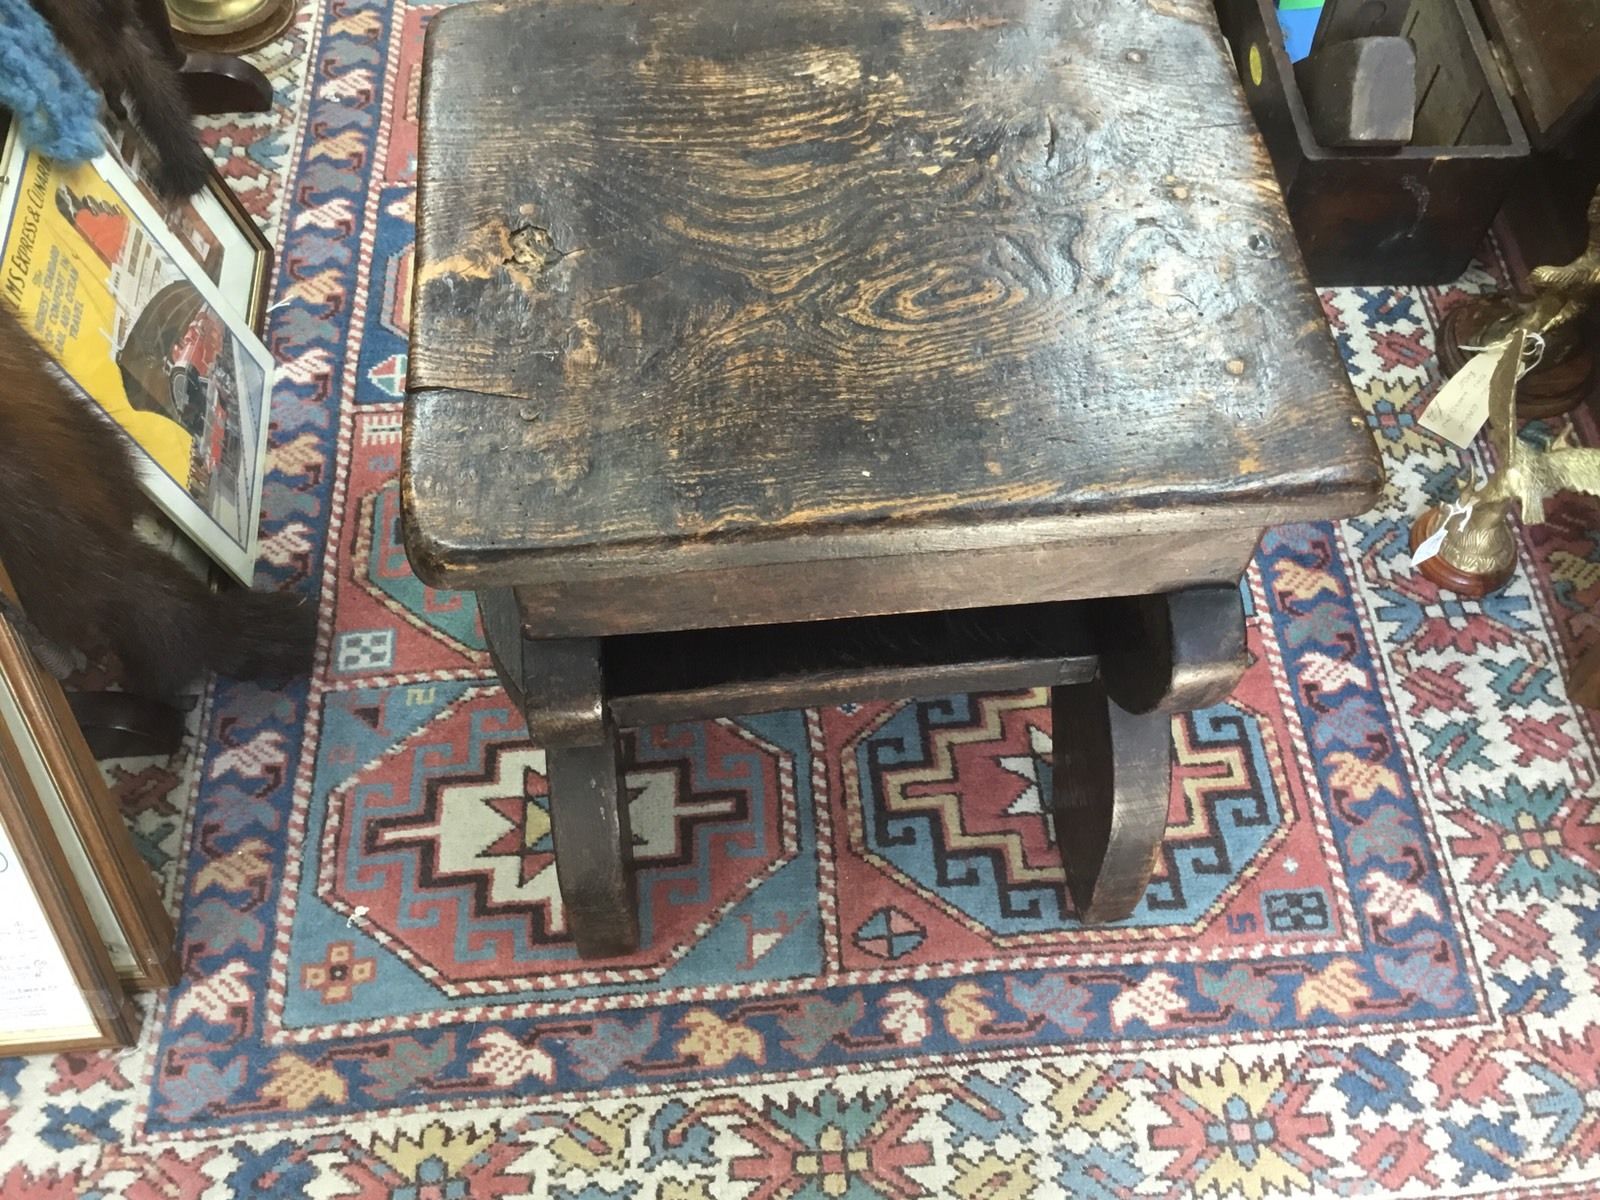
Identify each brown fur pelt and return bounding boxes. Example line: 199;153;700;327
30;0;210;198
0;303;314;696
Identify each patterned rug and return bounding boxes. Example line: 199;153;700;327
3;2;1600;1197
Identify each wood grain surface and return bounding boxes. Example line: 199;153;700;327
406;0;1381;589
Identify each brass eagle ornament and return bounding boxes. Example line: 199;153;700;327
1411;330;1600;595
1434;184;1600;418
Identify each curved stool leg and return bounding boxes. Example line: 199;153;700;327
1092;585;1247;715
478;588;639;958
546;735;639;958
67;691;188;759
1051;676;1172;924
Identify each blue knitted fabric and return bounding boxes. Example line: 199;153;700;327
0;0;102;163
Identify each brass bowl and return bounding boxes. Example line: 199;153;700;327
168;0;296;54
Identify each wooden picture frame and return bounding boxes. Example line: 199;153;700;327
0;713;140;1054
203;162;274;336
95;117;274;335
0;112;273;335
0;561;180;993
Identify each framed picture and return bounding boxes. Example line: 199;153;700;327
0;561;180;994
0;703;140;1054
0;119;276;584
96;119;273;335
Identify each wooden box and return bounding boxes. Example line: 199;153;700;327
1475;0;1600;150
1215;0;1528;284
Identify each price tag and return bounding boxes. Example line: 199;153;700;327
1411;500;1472;567
1419;340;1509;448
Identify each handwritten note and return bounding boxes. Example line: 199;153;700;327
1419;340;1507;448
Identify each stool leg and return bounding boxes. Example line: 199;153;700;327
545;734;639;958
477;588;640;958
1051;584;1246;923
67;691;188;759
1090;586;1247;716
1050;677;1171;923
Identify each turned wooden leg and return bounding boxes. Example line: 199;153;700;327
1051;677;1172;923
477;588;638;958
1054;585;1248;923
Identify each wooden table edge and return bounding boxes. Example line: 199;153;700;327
402;472;1382;591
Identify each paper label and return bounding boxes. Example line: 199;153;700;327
1410;523;1450;568
1411;500;1472;568
1419;345;1506;448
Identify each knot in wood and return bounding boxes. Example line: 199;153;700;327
506;224;566;270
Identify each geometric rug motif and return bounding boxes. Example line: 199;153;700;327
352;480;485;655
825;603;1357;974
4;0;1600;1196
840;689;1287;939
306;686;805;1006
328;408;489;680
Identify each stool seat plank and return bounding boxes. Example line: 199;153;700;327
405;0;1381;596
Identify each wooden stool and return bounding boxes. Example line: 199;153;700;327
404;0;1384;959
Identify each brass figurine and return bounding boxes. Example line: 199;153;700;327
1437;185;1600;418
1412;330;1600;596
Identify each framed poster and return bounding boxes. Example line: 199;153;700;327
96;120;273;334
0;714;139;1055
0;121;275;584
0;561;180;992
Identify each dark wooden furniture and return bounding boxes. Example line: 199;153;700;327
1311;0;1414;44
405;0;1384;958
1440;2;1600;417
1474;0;1600;150
140;0;274;115
1216;0;1529;284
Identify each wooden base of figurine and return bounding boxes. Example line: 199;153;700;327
1437;298;1594;419
1409;506;1514;597
1568;638;1600;709
180;52;274;114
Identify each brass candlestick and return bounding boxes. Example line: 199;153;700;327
1412;331;1600;595
1438;186;1600;418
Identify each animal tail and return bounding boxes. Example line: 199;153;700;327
117;25;211;199
109;541;317;696
202;585;320;683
